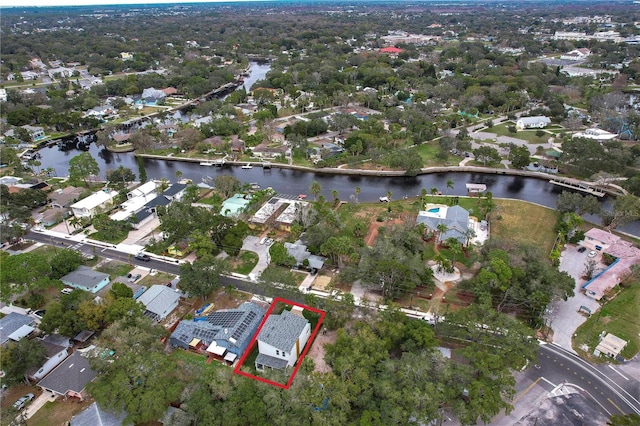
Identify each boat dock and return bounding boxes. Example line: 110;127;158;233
549;177;605;197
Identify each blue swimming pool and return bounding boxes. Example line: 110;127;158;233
428;208;440;213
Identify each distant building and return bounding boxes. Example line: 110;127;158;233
255;308;311;371
250;195;310;231
515;116;551;130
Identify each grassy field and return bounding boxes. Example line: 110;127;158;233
490;122;551;144
490;199;560;255
573;281;640;361
414;142;461;166
96;260;133;278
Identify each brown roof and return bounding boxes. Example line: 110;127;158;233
49;186;83;207
162;87;178;95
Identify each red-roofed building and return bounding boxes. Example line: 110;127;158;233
380;46;403;54
162;87;178;96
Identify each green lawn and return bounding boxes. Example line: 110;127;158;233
490;199;560;255
490;122;551;144
573;280;640;361
235;251;259;275
88;230;128;244
414;142;460;166
96;260;133;278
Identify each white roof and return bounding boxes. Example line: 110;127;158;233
71;191;117;210
8;324;35;341
206;342;226;356
128;181;157;198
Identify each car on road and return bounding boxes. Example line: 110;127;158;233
134;253;151;261
13;393;34;410
588;250;598;258
577;246;587;253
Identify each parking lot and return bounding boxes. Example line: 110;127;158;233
547;244;602;351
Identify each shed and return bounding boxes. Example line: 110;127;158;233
595;333;628;358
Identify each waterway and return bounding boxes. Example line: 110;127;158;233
34;62;640;237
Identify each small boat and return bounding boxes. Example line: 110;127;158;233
200;162;214;166
241;163;253;169
250;182;260;190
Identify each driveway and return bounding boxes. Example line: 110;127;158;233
23;390;57;419
241;236;270;277
547;245;602;351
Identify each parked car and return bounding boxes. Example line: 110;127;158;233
577;246;587;253
588;250;598;258
33;310;46;319
128;274;142;283
61;288;73;295
134;253;151;261
13;393;34;410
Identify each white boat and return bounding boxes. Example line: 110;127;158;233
249;182;260;189
200;161;214;166
241;163;253;169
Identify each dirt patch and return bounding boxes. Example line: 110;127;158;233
27;398;93;426
307;329;337;374
364;218;404;247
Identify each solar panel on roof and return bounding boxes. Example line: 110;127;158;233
231;311;257;340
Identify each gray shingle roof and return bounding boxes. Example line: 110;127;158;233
37;351;97;396
0;313;35;345
61;266;109;289
417;205;470;244
256;353;289;370
163;183;187;198
70;402;126;426
137;285;180;320
258;310;309;352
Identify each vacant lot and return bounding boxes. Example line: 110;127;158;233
573;281;640;361
490;199;560;255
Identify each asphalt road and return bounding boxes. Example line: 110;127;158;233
533;344;640;417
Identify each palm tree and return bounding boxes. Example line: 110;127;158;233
446;179;455;196
386;190;392;201
331;189;339;206
354;186;361;204
463;227;477;247
430;187;439;198
175;170;183;181
310;181;322;200
436;223;449;244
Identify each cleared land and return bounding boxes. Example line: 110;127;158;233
573;281;640;361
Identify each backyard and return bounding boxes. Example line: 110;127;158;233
573;280;640;361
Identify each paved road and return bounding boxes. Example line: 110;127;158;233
534;344;640;416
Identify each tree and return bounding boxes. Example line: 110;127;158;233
259;266;299;289
214;175;241;199
110;282;133;299
601;195;640;231
0;252;52;302
556;191;601;215
88;316;184;425
608;414;640;426
68;152;100;186
0;339;47;384
473;146;501;166
137;156;147;183
446;179;455;196
179;255;228;299
269;242;296;268
106;166;136;189
310;180;322;200
49;249;84;279
509;145;530;169
176;127;203;151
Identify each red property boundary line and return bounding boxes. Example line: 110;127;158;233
233;297;325;389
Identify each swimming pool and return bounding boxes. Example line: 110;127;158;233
427;208;440;213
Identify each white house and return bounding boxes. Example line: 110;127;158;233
127;181;157;200
560;48;591;60
137;285;180;322
515;116;551;130
572;128;617;141
255;308;311;371
70;190;118;218
28;340;69;382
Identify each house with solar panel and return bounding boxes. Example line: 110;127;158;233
170;302;265;364
255;308;311;371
